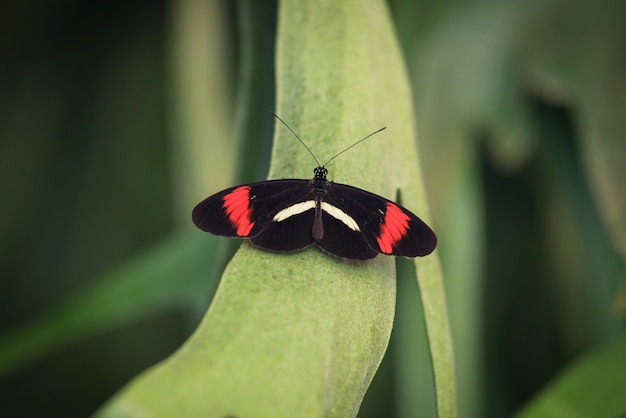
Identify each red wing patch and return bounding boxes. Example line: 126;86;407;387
376;203;411;254
223;186;255;236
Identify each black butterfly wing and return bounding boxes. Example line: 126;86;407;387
315;212;379;259
323;183;437;257
193;178;437;259
192;179;318;252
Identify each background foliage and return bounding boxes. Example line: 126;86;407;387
1;0;625;417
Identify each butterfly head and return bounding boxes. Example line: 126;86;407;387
314;166;328;190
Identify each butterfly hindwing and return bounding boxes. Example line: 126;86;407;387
316;212;378;259
324;183;437;257
249;204;316;252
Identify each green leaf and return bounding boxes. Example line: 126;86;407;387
0;0;234;378
394;1;626;415
394;258;438;416
96;0;455;416
515;334;626;418
0;231;218;377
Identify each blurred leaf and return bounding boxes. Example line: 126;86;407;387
532;102;625;350
515;334;626;418
231;0;276;184
0;231;218;377
396;5;537;416
524;0;626;260
95;0;452;416
395;0;626;416
0;0;235;381
170;0;236;224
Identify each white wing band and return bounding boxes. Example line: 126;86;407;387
273;200;360;232
273;200;316;222
321;202;360;231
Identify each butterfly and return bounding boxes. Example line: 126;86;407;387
192;114;437;260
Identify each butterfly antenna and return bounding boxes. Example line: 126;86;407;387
322;126;386;167
271;112;321;167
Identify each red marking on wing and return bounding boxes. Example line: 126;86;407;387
376;203;411;254
222;186;255;236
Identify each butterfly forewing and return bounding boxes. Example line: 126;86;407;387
192;180;314;240
324;183;437;257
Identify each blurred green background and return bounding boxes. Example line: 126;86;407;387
1;0;625;417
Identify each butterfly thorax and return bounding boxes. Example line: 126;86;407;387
313;166;328;192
